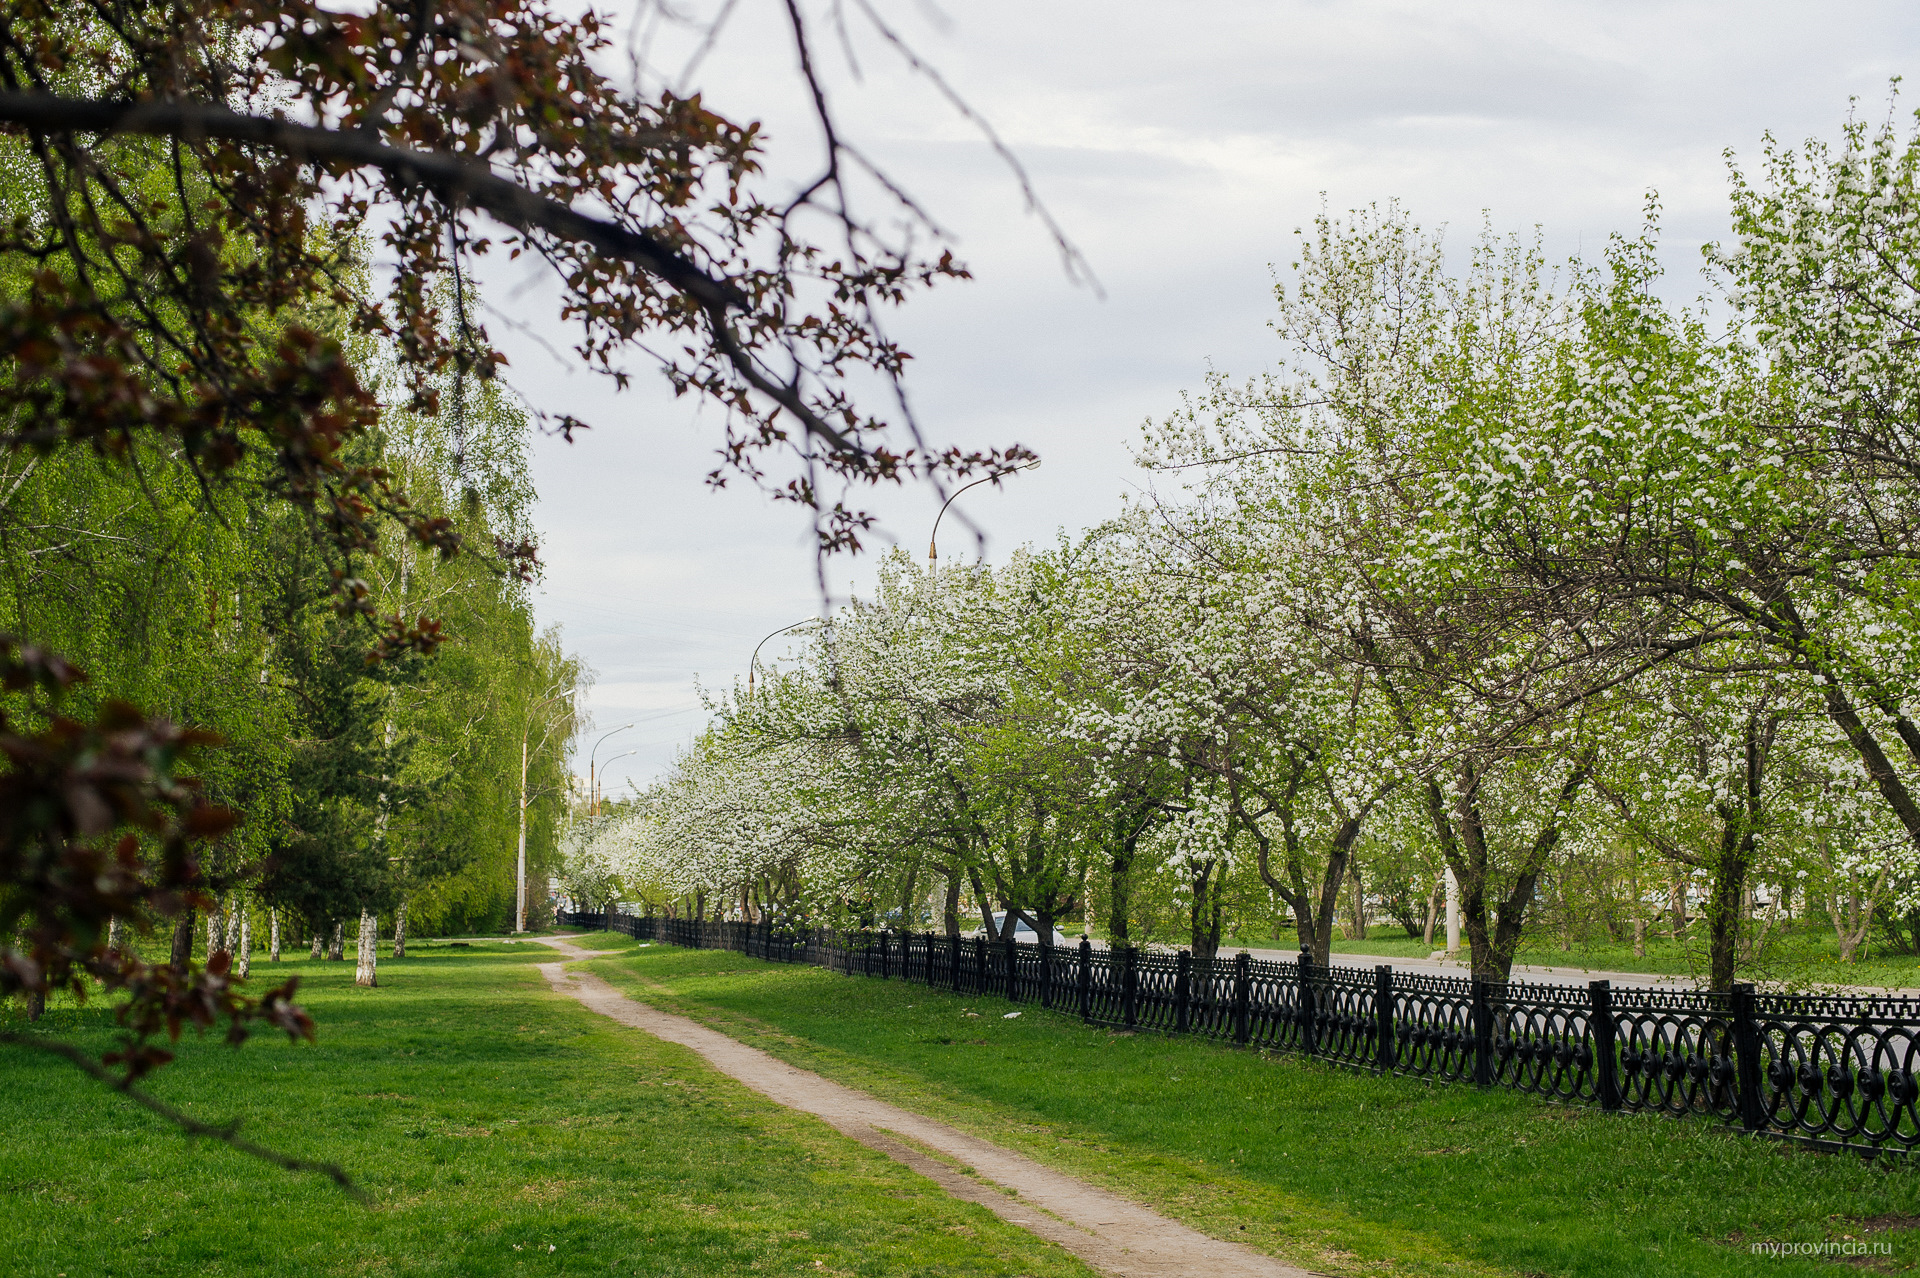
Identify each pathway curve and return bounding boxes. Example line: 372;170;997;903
529;934;1316;1278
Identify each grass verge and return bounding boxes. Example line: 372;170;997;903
0;938;1097;1278
584;937;1920;1278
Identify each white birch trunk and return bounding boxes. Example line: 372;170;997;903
1445;867;1461;956
107;916;125;955
393;898;408;959
205;906;223;956
355;909;378;986
310;926;323;959
269;909;281;962
328;920;343;961
238;912;252;978
516;735;529;932
225;893;244;952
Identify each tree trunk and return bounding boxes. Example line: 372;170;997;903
238;912;252;979
1633;914;1646;959
1437;755;1594;980
968;866;1002;938
355;910;378;986
1421;876;1440;948
205;905;223;957
25;988;43;1021
270;909;281;962
224;895;243;953
1670;872;1688;936
310;925;323;959
1706;813;1750;992
1189;858;1221;959
1446;867;1461;956
1251;814;1363;965
328;920;344;961
171;909;196;975
516;735;529;932
943;868;962;940
1348;859;1366;941
393;897;408;958
107;916;125;955
1108;846;1133;943
899;866;919;929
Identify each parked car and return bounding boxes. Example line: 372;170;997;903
969;911;1077;946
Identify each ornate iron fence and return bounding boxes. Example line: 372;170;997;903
558;910;1920;1157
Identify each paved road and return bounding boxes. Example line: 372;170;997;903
1086;938;1920;996
1254;948;1696;990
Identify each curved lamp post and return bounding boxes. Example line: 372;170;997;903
747;617;823;698
592;748;637;816
585;723;634;818
927;458;1041;568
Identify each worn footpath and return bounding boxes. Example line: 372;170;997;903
530;934;1316;1278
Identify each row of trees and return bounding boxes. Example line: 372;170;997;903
1;294;583;981
0;129;582;997
573;105;1920;991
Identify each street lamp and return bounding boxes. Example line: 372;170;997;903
746;617;822;698
592;749;637;816
927;457;1041;568
585;724;634;818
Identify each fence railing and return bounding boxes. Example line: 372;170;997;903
560;910;1920;1157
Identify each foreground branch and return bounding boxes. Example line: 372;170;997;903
0;91;857;455
0;1031;366;1201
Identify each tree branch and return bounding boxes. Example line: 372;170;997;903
0;91;858;455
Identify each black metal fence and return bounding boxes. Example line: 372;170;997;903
560;909;1920;1157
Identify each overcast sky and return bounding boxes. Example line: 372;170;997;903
499;0;1920;795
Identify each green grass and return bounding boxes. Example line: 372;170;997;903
0;939;1097;1278
584;936;1920;1278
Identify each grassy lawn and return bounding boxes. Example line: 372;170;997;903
584;936;1920;1278
0;937;1096;1278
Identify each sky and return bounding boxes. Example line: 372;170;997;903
495;0;1920;795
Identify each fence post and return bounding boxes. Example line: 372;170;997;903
974;936;988;995
1004;935;1020;1002
1591;979;1620;1112
1174;950;1192;1034
1233;952;1251;1045
952;935;964;993
1731;982;1764;1131
1471;976;1493;1087
1297;947;1317;1058
1122;946;1138;1029
1375;965;1395;1073
1078;939;1093;1022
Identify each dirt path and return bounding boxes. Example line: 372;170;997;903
530;935;1315;1278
